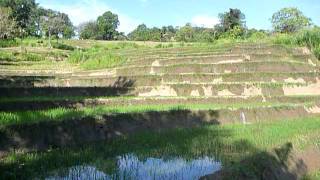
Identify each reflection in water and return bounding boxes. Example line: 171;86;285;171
46;154;221;180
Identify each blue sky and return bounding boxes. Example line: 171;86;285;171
37;0;320;34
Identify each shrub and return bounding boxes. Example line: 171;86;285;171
155;44;163;48
271;33;296;46
295;28;320;49
247;31;268;41
313;46;320;60
220;26;245;40
0;39;19;48
272;28;320;60
52;43;75;51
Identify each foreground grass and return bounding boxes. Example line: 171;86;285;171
305;171;320;180
0;101;316;126
1;116;319;179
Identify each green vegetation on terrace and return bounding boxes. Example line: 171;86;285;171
272;28;320;59
1;116;319;179
0;35;318;72
0;50;44;62
68;45;128;70
0;101;317;126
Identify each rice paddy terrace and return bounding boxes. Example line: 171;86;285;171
1;42;320;179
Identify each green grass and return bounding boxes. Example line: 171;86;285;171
0;50;14;61
304;171;320;180
0;50;45;62
0;101;316;126
68;45;127;70
80;52;126;70
0;39;19;48
1;116;319;179
51;42;76;51
272;28;320;60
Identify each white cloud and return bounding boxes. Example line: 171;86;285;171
118;14;141;34
191;15;219;28
38;0;141;34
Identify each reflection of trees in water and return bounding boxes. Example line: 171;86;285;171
46;155;221;180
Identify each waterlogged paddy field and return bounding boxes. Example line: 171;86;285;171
1;116;320;179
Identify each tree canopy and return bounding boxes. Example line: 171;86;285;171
78;11;120;40
39;9;74;39
217;8;246;32
0;0;74;39
0;4;316;42
0;7;17;39
0;0;36;36
128;24;177;41
96;11;119;40
271;7;311;33
79;21;99;40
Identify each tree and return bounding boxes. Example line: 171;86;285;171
0;0;37;36
271;7;311;33
40;10;74;47
128;24;150;41
175;23;195;42
194;28;215;42
149;27;161;41
57;12;74;38
96;11;119;40
160;26;176;41
79;21;99;39
0;7;17;39
40;9;74;40
218;8;246;32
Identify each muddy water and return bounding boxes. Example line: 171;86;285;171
46;154;221;180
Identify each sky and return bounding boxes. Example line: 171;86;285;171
36;0;320;34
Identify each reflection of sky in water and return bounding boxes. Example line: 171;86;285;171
46;154;221;180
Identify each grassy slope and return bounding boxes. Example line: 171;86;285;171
1;36;320;178
0;101;317;126
0;116;319;179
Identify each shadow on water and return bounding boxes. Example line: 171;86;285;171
0;76;136;98
0;106;310;180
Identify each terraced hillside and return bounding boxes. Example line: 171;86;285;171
1;42;320;179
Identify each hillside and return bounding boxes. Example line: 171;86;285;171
0;41;320;179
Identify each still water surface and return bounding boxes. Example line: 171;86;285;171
46;154;222;180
